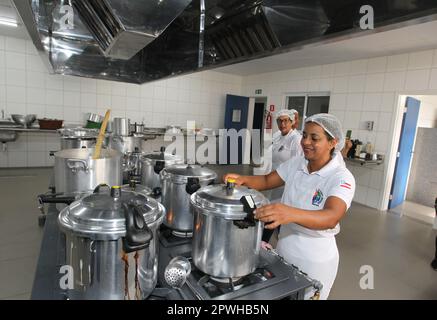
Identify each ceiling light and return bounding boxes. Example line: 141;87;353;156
0;18;18;27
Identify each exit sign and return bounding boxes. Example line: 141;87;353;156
255;89;262;95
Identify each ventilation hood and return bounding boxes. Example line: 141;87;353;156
13;0;437;84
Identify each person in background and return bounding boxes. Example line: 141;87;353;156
262;109;303;243
224;113;356;300
341;139;353;158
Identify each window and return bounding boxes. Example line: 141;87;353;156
286;93;330;130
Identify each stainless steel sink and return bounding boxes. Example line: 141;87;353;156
0;119;19;145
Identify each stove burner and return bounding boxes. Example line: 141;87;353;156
171;230;193;238
159;225;191;248
190;267;276;298
208;276;242;284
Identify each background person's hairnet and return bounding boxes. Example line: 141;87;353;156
275;109;298;124
305;113;345;151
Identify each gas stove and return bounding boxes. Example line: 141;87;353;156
157;226;314;300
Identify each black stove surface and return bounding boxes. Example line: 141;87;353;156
158;231;314;300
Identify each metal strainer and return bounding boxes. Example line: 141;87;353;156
164;256;191;298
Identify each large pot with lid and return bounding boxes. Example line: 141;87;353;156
58;184;165;300
190;180;269;278
54;148;123;194
160;164;217;233
140;147;184;194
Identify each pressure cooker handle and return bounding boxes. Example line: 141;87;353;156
37;194;76;205
122;203;153;253
233;195;257;229
185;177;200;195
154;160;165;174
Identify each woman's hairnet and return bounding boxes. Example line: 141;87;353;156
305;113;345;151
275;109;298;124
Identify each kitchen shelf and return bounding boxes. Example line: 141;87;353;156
345;158;383;166
0;127;59;133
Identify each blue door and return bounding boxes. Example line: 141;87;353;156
388;97;421;209
223;94;249;164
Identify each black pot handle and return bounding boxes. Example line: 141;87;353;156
93;183;110;194
154;160;165;174
122;203;153;253
152;187;161;197
186;177;201;195
233;195;257;229
37;194;76;205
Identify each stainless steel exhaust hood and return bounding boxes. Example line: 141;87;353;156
12;0;437;84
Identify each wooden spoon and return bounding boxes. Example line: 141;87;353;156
92;109;111;159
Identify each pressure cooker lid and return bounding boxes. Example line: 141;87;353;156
58;186;165;240
141;151;183;164
190;183;268;219
121;181;152;196
163;164;217;183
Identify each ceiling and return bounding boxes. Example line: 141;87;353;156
1;1;437;77
0;0;27;39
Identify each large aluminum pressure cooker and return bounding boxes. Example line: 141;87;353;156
140;147;184;194
190;181;269;279
58;185;165;300
160;164;216;233
54;148;123;194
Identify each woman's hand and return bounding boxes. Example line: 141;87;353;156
222;173;246;186
254;203;293;229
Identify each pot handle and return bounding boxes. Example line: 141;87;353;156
38;193;76;205
233;195;257;229
122;203;153;253
154;160;165;174
185;177;200;195
67;158;89;173
93;183;110;194
152;187;161;198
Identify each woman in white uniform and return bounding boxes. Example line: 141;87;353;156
224;113;355;300
262;109;303;242
271;109;303;173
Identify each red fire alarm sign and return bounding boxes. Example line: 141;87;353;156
269;105;275;112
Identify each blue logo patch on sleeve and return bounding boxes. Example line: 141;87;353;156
312;189;324;206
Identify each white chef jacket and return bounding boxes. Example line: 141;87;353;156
264;129;303;202
274;152;355;299
272;129;303;171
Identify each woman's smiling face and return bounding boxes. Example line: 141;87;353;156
301;122;337;161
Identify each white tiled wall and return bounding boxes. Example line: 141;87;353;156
242;48;437;210
411;95;437;128
0;36;242;168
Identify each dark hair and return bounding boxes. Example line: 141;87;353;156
323;130;335;156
